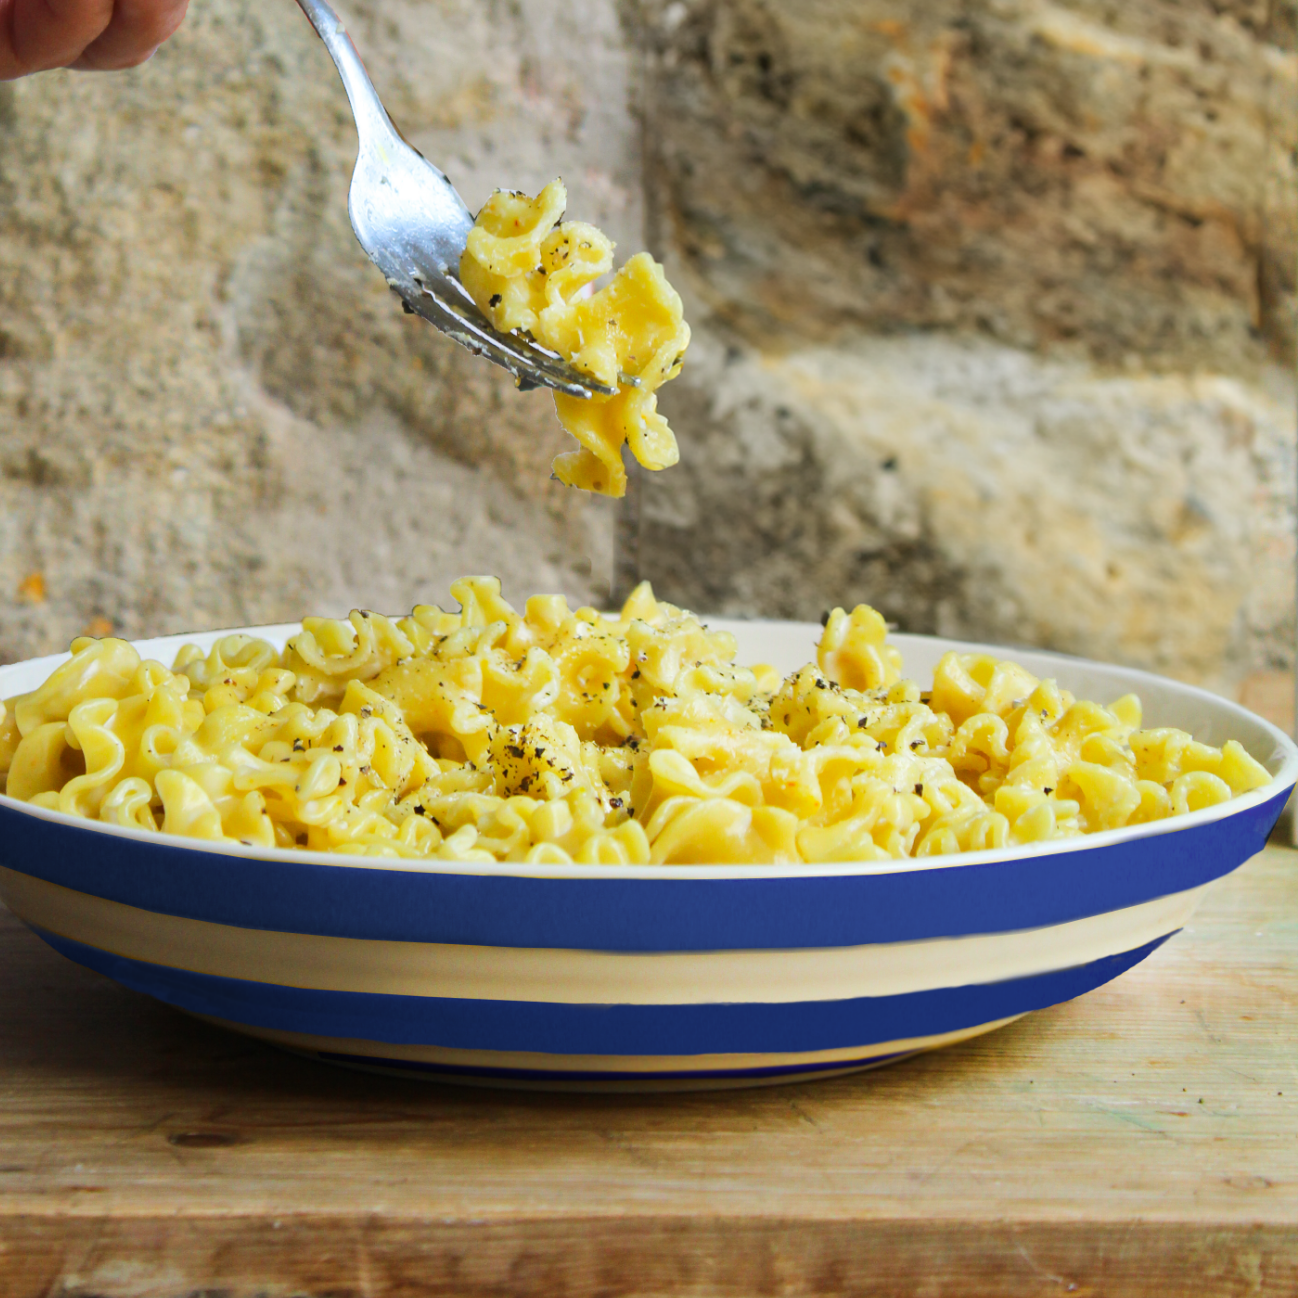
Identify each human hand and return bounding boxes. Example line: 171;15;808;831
0;0;189;79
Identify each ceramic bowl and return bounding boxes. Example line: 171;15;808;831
1;621;1293;1091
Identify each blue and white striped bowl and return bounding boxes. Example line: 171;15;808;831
1;622;1293;1091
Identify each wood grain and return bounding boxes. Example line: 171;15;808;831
1;848;1295;1297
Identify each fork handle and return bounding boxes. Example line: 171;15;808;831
294;0;396;145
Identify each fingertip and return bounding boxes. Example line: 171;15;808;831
69;0;191;73
70;43;160;73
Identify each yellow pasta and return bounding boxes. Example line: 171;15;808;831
0;581;1271;865
460;181;689;497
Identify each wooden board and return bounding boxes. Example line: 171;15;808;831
1;847;1295;1297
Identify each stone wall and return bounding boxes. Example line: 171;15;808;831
0;0;1293;699
0;0;638;660
629;0;1297;693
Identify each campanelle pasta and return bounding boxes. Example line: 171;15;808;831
0;580;1271;865
460;181;689;497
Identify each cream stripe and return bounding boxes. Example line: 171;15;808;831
0;866;1204;1006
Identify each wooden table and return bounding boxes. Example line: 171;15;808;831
2;846;1294;1297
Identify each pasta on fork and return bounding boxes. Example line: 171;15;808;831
461;181;690;498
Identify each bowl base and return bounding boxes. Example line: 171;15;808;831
194;1013;1024;1092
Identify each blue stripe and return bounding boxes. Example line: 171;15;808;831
0;787;1285;950
31;925;1171;1055
313;1049;914;1083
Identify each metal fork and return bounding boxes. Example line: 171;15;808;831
293;0;612;399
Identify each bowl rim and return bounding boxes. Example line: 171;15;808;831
1;619;1294;883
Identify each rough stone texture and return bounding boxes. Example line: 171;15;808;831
639;332;1294;688
0;0;1294;697
0;0;636;661
626;0;1296;692
633;0;1296;368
